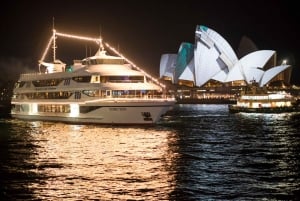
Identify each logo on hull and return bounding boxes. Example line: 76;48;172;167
141;112;153;121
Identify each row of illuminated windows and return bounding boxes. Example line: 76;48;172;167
17;92;74;100
83;90;151;97
82;58;125;65
12;104;71;113
13;104;102;114
15;75;145;88
38;104;71;113
15;89;159;100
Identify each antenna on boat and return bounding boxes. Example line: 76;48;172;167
99;38;104;52
52;17;57;62
38;17;56;73
98;25;105;52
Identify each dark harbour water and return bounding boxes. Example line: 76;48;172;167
0;104;300;200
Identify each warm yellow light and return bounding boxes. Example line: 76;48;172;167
69;104;79;117
282;59;287;65
56;32;100;44
40;35;54;62
104;42;166;88
40;29;166;89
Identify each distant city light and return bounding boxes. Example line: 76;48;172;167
282;59;287;65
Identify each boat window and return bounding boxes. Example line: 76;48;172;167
90;59;97;65
103;76;144;83
20;104;29;112
24;92;73;99
97;58;124;65
82;58;124;65
32;79;63;87
38;104;70;113
72;76;91;83
18;81;26;88
110;90;149;98
91;75;100;83
83;90;101;97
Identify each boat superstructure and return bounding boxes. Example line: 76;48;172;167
11;29;176;124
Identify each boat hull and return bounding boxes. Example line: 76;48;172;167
228;104;300;114
11;100;176;125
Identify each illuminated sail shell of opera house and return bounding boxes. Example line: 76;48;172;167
225;50;291;87
194;25;238;87
159;54;177;82
160;25;292;87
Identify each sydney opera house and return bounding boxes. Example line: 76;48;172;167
160;25;293;102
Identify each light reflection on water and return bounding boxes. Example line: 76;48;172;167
1;120;178;200
1;104;300;200
32;123;175;199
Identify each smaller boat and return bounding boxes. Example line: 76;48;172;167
228;81;299;113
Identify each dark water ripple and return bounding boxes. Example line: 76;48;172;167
1;104;300;200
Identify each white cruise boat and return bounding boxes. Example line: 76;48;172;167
11;29;176;124
228;82;299;113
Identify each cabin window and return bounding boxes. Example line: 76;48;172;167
72;76;91;83
32;79;63;87
102;76;144;83
15;81;26;88
91;75;100;83
83;90;101;97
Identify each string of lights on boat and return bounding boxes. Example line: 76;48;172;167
40;29;165;88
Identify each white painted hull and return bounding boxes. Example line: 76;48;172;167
11;100;175;125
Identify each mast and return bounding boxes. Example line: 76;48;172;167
52;17;57;62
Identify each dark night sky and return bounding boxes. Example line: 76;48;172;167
1;0;299;84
